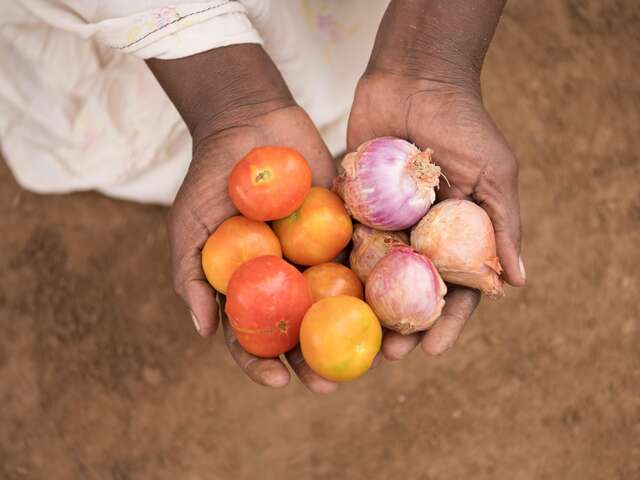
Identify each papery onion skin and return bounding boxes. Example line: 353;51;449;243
334;137;441;231
365;246;447;335
411;199;504;296
349;224;409;283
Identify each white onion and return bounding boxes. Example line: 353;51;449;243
411;199;503;296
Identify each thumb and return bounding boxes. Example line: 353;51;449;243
293;125;336;189
473;154;525;287
259;107;336;189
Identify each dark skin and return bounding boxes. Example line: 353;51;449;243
148;44;339;393
147;0;525;391
349;0;525;360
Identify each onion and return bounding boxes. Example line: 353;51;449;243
349;224;408;283
334;137;440;231
411;199;504;296
365;246;446;335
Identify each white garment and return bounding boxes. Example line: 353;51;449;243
0;0;389;204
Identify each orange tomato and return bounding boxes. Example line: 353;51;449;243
201;216;282;294
272;187;353;266
226;256;313;358
303;263;363;302
228;146;312;221
300;296;382;382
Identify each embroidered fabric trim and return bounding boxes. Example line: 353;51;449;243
111;0;236;50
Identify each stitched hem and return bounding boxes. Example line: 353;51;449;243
111;1;235;50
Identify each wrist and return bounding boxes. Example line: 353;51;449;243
147;44;295;142
365;58;480;95
366;0;506;92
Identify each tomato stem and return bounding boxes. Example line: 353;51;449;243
254;169;272;183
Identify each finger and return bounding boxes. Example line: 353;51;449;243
167;206;220;336
421;286;481;356
185;277;220;337
307;145;336;190
434;159;525;289
473;152;525;287
434;167;473;203
381;329;421;361
220;299;291;388
285;346;339;394
370;351;383;369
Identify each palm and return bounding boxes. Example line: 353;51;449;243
169;105;338;392
176;106;336;236
347;72;523;359
349;73;514;203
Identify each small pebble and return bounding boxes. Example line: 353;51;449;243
622;318;636;335
142;365;164;385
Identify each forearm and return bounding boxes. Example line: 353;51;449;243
368;0;507;89
146;44;294;141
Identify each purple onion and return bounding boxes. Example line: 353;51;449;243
349;224;408;283
333;137;441;231
365;246;447;335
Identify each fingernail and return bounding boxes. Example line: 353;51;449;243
518;256;526;281
190;310;201;333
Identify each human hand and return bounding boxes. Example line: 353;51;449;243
347;70;525;360
148;45;338;392
346;0;525;360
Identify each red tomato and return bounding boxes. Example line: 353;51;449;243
225;255;313;358
303;263;363;302
272;187;353;266
201;216;282;294
228;146;312;221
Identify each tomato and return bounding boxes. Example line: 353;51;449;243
272;187;353;266
225;256;313;358
300;296;382;382
201;216;281;294
303;263;363;302
228;146;312;221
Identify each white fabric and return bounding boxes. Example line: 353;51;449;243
0;0;389;204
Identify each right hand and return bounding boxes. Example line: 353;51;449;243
345;0;525;361
148;45;338;392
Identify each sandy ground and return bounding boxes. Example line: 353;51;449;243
1;1;639;479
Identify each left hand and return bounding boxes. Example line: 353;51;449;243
148;45;338;392
347;70;525;360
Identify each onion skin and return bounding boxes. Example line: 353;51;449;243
349;224;409;283
411;199;504;296
365;246;447;335
334;137;440;231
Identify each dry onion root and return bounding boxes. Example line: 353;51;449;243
365;246;447;335
411;199;504;296
349;224;409;283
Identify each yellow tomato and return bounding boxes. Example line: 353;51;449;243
303;263;363;302
201;216;282;294
272;187;352;266
300;296;382;382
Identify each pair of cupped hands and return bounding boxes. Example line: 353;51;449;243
147;43;525;393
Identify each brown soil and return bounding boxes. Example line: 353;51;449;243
1;1;639;478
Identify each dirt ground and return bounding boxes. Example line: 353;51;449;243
1;1;639;479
